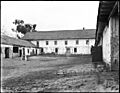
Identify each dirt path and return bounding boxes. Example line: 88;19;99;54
1;56;91;79
1;55;119;92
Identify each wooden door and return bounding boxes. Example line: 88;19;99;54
19;50;22;57
5;47;9;58
92;46;103;62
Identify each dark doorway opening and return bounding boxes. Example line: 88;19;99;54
19;50;22;57
66;47;70;53
23;48;25;55
74;48;77;53
36;49;37;54
13;46;18;53
22;48;25;60
32;49;34;54
55;48;58;53
91;46;103;62
5;47;9;58
41;48;44;53
66;47;70;51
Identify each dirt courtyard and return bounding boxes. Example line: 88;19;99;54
1;55;119;92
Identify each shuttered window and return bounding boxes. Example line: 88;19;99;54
76;40;79;45
65;41;67;45
37;41;39;47
46;41;49;45
86;39;89;45
54;41;57;45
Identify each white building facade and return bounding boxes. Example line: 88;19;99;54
22;29;96;55
31;39;95;54
1;35;38;60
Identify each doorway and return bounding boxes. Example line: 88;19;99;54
91;46;103;62
22;48;25;60
19;49;22;57
5;47;9;58
66;47;70;53
23;48;25;56
55;48;58;54
36;49;37;55
41;48;44;53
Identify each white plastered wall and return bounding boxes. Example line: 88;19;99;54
102;20;111;65
31;39;95;54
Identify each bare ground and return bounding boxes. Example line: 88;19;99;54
1;55;119;92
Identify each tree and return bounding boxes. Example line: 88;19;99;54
25;24;32;32
12;19;37;35
13;19;24;25
33;24;36;30
17;25;27;34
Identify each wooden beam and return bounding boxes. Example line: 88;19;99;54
100;10;111;14
108;1;118;20
99;15;108;18
100;8;110;11
100;12;109;15
101;4;114;8
98;15;108;22
102;1;115;4
118;1;119;14
99;19;107;22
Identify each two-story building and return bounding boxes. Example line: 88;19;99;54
22;29;95;55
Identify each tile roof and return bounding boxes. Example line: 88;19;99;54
1;35;36;47
22;29;96;40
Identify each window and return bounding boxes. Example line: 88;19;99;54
65;41;67;45
76;40;79;45
37;41;39;47
13;47;18;53
86;39;89;45
46;41;49;45
54;41;57;45
74;48;77;53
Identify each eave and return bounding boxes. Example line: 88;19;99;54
95;1;119;46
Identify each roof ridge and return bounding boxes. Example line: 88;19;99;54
1;35;36;47
27;29;96;33
22;29;96;40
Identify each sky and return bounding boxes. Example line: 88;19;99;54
1;1;99;36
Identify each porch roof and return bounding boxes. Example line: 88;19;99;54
1;35;36;47
95;1;119;46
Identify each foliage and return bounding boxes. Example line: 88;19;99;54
13;19;24;25
13;19;37;34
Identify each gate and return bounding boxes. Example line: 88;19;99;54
91;46;103;62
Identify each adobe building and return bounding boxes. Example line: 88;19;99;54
94;1;119;70
22;29;96;55
1;35;40;60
